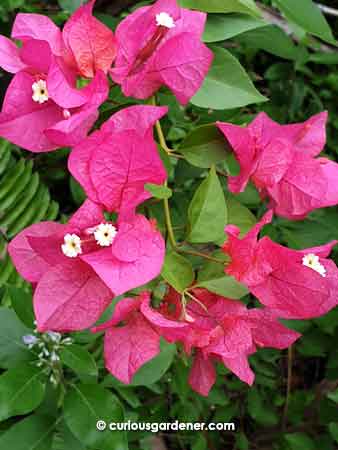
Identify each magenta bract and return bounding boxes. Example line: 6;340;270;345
217;112;338;219
224;211;338;319
68;105;168;220
143;287;299;396
8;200;165;332
0;1;115;152
92;292;188;383
110;0;213;104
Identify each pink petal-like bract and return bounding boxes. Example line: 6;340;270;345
8;200;118;332
68;105;168;218
8;221;67;283
12;13;63;56
188;351;216;397
111;0;213;104
224;212;338;319
81;215;165;296
62;0;116;78
99;293;161;383
0;35;26;73
34;260;112;332
0;9;110;152
143;287;299;393
217;111;337;219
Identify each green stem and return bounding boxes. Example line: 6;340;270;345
163;186;177;248
151;95;225;265
178;247;225;264
283;345;293;429
150;96;174;155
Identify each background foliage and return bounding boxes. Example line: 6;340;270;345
0;0;338;449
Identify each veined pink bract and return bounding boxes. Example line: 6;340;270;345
111;0;213;104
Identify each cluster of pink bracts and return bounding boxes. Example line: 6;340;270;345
3;0;338;396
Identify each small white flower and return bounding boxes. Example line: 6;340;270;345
61;233;82;258
302;253;326;277
46;331;62;342
22;334;38;347
94;223;117;247
50;351;60;362
156;12;175;29
32;79;49;104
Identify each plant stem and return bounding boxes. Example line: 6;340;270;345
150;96;174;155
178;247;225;264
151;95;226;265
163;184;177;248
283;345;293;430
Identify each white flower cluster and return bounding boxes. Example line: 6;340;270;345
61;223;117;258
23;328;72;385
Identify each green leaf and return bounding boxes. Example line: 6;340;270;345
236;432;249;450
279;207;338;249
55;422;86;450
237;25;299;60
0;307;33;368
144;183;172;199
329;423;338;443
226;196;257;236
188;166;227;243
58;0;83;13
7;286;35;328
197;253;248;299
161;252;194;293
131;340;176;386
327;389;338;404
285;432;316;450
203;13;266;42
247;388;279;425
177;124;227;168
0;414;56;450
0;364;45;421
274;0;336;45
60;344;98;381
178;0;262;17
64;384;127;450
197;274;248;299
70;177;86;206
191;46;267;109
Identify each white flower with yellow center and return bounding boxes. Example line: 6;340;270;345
156;12;175;29
61;233;82;258
302;253;326;277
94;223;117;247
32;79;49;104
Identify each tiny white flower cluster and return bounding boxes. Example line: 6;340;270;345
302;253;326;277
32;79;49;104
156;12;175;29
22;328;72;385
61;223;117;258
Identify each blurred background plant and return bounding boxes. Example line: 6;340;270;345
0;1;338;449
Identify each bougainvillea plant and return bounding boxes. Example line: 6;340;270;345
1;0;338;448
